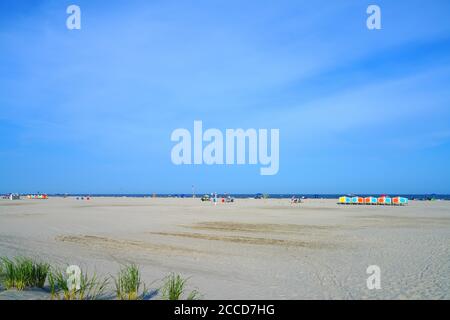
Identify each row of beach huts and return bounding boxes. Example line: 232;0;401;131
339;196;408;205
2;194;49;200
27;194;48;199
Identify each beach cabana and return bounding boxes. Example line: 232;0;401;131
384;197;392;205
357;196;364;204
365;196;377;205
28;194;48;199
393;197;408;205
339;196;350;204
351;197;359;204
377;197;386;205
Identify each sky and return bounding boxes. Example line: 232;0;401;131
1;0;450;194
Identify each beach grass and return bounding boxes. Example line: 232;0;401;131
48;267;108;300
0;257;50;290
1;255;201;300
0;261;3;286
113;264;147;300
30;259;50;288
161;273;200;300
0;258;15;289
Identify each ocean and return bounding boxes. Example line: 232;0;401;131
41;193;450;200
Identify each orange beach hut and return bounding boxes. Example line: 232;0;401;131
393;197;408;205
365;196;377;205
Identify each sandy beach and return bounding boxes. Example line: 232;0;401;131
0;197;449;299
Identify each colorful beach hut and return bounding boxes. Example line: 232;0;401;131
350;196;364;204
384;197;392;205
393;197;408;205
365;196;377;205
27;194;48;199
339;196;351;204
377;197;386;205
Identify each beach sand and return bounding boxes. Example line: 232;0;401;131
0;197;449;299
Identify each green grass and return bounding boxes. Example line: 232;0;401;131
48;267;108;300
113;264;148;300
30;259;50;288
0;257;50;290
1;256;203;300
0;258;15;289
161;273;200;300
0;262;3;285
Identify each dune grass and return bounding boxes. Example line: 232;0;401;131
48;267;108;300
1;256;202;300
0;257;50;290
0;260;4;289
113;264;148;300
161;273;200;300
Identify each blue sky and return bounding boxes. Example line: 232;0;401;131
1;0;450;194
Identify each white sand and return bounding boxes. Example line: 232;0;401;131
0;197;449;299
